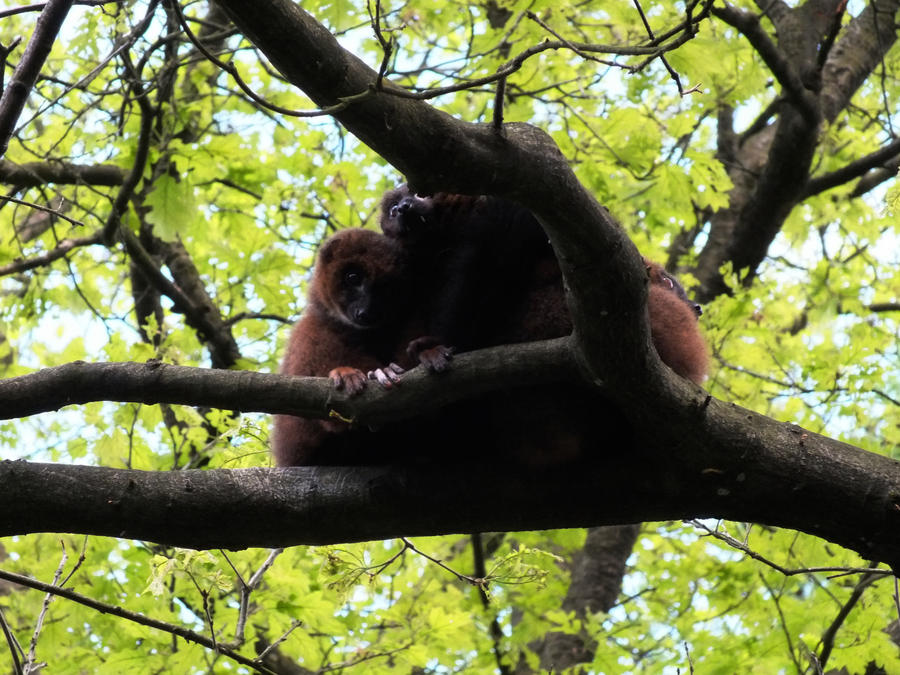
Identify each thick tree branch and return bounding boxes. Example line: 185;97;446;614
1;399;899;567
0;0;74;157
532;524;641;670
213;0;651;389
820;0;900;123
693;0;896;299
0;339;579;422
1;350;900;568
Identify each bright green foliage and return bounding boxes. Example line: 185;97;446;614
1;1;899;673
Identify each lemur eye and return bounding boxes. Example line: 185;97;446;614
389;204;400;218
663;275;675;290
343;267;364;286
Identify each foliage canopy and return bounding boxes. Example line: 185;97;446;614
0;0;898;673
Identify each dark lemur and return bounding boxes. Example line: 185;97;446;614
379;185;555;369
379;184;708;384
271;228;411;467
380;185;708;465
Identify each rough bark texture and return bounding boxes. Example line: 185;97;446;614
3;386;900;568
693;0;900;300
529;524;642;671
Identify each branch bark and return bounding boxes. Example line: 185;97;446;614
0;159;124;187
2;399;899;568
0;0;74;157
694;0;900;300
2;354;900;568
0;340;578;422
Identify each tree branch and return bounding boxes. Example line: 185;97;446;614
0;566;275;674
0;339;578;422
802;135;900;199
0;229;102;277
816;570;881;669
0;159;124;187
214;0;652;390
0;0;74;157
1;402;899;567
710;3;818;122
819;0;900;123
2;348;900;567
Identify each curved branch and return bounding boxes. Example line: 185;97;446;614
101;50;156;244
710;3;818;122
802;136;900;199
215;0;652;388
0;159;124;187
0;230;102;277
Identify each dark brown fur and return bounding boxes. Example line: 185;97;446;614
276;188;709;468
379;185;709;466
271;228;410;467
379;185;554;363
491;257;708;466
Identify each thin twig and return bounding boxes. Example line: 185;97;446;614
11;1;158;140
0;566;278;674
24;541;68;671
0;605;23;675
223;312;292;328
689;521;889;578
0;38;23;96
167;0;362;117
401;537;484;589
367;0;393;90
631;0;700;95
0;194;86;228
0;1;110;21
221;548;283;649
526;11;623;69
759;572;802;672
255;619;302;661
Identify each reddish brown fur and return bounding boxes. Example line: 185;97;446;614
271;228;410;467
277;186;709;468
377;185;709;466
507;256;708;383
492;256;708;466
645;260;708;384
